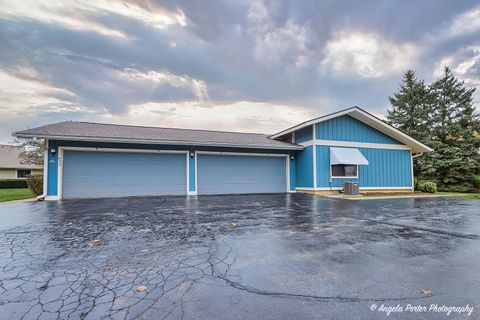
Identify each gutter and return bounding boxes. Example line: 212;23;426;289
12;134;304;151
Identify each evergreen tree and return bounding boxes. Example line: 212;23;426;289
387;70;433;177
387;70;432;143
423;67;480;192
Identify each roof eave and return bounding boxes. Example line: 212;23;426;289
13;133;304;151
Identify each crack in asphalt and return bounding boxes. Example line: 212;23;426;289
362;219;480;239
0;194;479;319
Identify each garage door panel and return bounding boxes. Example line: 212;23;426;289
198;154;286;195
62;151;186;199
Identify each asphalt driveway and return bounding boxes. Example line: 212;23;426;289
0;194;479;320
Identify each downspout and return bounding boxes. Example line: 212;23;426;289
412;152;424;159
37;139;48;201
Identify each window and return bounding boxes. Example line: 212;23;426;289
17;169;31;178
331;164;357;178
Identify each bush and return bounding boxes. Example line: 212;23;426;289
0;179;28;189
26;175;43;197
415;180;437;193
474;175;480;191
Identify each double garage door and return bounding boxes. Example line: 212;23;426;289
61;150;287;199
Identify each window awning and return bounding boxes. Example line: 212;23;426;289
330;147;369;165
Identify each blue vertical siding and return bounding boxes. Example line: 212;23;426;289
46;140;297;196
315;115;402;144
289;156;296;191
316;146;412;188
189;148;195;192
295;146;314;188
47;141;58;196
295;125;313;143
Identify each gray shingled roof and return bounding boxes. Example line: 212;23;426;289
13;121;303;150
0;145;42;169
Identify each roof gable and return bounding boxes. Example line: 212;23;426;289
271;107;433;153
316;115;402;145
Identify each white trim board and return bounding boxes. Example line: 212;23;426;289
57;146;189;200
300;139;411;150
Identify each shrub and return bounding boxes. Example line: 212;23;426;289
474;175;480;191
0;179;28;189
26;175;43;197
415;180;437;193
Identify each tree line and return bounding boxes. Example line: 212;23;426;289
387;67;480;192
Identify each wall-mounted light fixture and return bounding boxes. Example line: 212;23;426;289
50;148;56;154
190;152;195;158
290;156;295;160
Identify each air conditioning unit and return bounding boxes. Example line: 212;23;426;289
343;182;359;195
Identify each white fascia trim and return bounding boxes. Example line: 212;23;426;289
14;134;303;150
349;108;433;153
302;139;411;150
57;146;189;200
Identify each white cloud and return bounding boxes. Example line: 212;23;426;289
121;68;209;101
99;101;315;134
0;68;78;113
433;46;480;110
320;31;418;78
0;0;186;38
442;6;480;38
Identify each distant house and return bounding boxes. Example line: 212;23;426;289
0;144;43;179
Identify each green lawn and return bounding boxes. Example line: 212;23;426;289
0;188;35;202
438;192;480;200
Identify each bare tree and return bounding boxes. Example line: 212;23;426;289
13;138;46;166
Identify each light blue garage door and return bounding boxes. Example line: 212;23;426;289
197;154;287;195
62;151;186;199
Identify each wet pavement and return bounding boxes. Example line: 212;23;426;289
0;194;479;320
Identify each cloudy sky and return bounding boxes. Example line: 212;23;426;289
1;0;479;143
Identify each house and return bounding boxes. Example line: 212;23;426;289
13;107;432;200
0;144;43;179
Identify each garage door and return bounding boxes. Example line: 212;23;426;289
62;150;186;199
197;154;287;195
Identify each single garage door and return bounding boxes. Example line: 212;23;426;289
197;154;287;195
62;150;186;199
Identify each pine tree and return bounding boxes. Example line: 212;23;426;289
387;70;432;142
421;67;480;192
387;70;433;177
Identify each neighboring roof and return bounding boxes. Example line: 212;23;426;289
13;121;303;150
270;107;433;153
0;144;42;170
